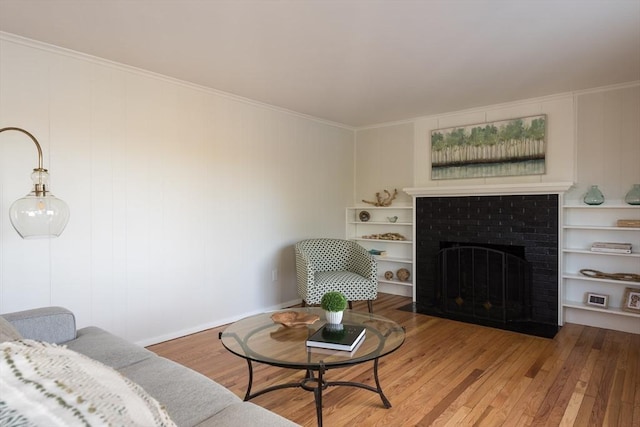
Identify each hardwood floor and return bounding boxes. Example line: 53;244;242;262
147;294;640;426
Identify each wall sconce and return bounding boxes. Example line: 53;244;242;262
0;127;70;239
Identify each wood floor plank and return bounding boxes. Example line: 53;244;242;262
533;325;598;425
558;346;600;426
419;368;485;426
588;333;620;426
147;293;639;426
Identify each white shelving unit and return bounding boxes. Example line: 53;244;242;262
346;206;413;297
562;202;640;334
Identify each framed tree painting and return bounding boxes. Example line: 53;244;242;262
431;115;546;180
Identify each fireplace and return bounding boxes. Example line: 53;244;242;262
437;242;532;323
409;193;560;338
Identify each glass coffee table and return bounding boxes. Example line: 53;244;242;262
219;308;405;426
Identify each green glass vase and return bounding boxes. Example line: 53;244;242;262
583;185;604;205
624;184;640;205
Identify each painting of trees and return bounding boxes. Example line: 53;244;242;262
431;115;546;179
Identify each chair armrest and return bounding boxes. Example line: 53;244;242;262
296;248;315;275
349;243;378;282
1;306;76;344
295;245;316;300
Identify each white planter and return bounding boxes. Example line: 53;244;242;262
324;310;344;324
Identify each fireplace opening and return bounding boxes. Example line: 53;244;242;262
436;242;531;324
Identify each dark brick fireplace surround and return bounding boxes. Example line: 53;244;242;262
411;193;561;337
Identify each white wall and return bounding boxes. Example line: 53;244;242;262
354;123;414;205
355;83;639;198
569;85;640;201
0;35;355;345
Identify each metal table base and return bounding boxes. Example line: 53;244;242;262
243;358;392;427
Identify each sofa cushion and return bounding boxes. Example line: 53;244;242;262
1;306;76;344
118;356;241;426
66;326;155;369
0;316;22;343
0;339;176;426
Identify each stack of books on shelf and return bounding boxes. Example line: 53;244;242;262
368;249;387;257
590;242;632;254
306;324;366;352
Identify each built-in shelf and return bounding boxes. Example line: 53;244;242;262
354;238;412;244
346;206;414;298
347;221;412;226
563;273;640;286
563;225;640;231
372;256;412;263
562;249;640;258
563;301;639;318
563;203;640;209
378;279;413;287
562;203;640;333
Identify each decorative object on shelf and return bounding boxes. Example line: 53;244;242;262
583;185;604;205
579;269;640;283
396;268;410;282
387;216;398;223
321;291;348;324
0;127;70;238
362;189;398;207
368;249;387;256
621;287;640;314
617;219;640;228
358;210;370;222
584;292;609;309
384;271;393;280
624;184;640;205
270;311;320;328
362;232;406;241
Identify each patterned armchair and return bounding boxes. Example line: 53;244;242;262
295;238;378;313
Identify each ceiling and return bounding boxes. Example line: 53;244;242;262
0;0;638;127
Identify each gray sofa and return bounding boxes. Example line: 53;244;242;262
1;306;298;426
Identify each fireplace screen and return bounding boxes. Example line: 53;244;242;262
436;244;532;323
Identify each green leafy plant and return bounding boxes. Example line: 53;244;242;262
320;291;347;312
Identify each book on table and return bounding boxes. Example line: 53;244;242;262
307;335;365;357
306;324;366;352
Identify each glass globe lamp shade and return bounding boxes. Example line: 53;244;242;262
8;169;70;239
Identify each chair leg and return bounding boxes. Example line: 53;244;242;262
348;301;353;310
301;300;306;307
367;300;373;313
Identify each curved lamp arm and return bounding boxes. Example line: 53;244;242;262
0;126;70;238
0;127;44;171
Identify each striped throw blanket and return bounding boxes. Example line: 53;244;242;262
0;339;176;426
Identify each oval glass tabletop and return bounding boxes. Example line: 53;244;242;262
220;307;405;369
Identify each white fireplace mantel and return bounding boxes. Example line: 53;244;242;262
403;182;574;198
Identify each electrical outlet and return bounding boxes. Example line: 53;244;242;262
271;269;278;282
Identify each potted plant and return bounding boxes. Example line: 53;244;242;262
321;291;348;324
